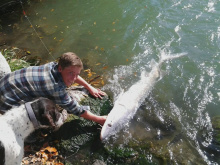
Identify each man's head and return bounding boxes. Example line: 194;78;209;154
58;52;83;87
58;52;83;70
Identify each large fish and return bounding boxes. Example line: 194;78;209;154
101;53;186;141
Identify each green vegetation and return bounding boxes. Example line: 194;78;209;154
1;48;41;71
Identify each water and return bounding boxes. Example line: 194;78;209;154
1;0;220;164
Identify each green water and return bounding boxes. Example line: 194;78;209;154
1;0;220;164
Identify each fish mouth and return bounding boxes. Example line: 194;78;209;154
100;121;114;141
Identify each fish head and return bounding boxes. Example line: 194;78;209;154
100;103;128;141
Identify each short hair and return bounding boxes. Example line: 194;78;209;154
58;52;83;69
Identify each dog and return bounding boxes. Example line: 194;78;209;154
0;52;11;80
0;97;67;165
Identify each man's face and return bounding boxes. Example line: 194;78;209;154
58;65;81;87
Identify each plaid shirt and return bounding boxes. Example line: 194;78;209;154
0;62;88;115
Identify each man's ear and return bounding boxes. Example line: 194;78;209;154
58;65;62;72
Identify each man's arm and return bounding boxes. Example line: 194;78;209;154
80;111;107;125
75;76;106;98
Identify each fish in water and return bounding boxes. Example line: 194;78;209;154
101;53;187;141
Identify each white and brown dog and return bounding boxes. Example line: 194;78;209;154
0;98;67;165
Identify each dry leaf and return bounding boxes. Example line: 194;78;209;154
102;66;108;69
101;80;105;85
22;160;29;164
84;69;91;72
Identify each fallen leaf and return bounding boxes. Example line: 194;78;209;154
43;146;58;154
112;22;115;25
84;69;91;72
101;80;105;85
51;9;54;12
102;66;108;69
88;72;96;78
100;47;104;51
96;63;101;65
94;22;96;25
112;29;116;32
26;51;31;55
22;160;29;164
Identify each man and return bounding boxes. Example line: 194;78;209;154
0;52;107;125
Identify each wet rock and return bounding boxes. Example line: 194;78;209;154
212;116;220;145
67;86;89;102
92;159;106;165
53;93;113;160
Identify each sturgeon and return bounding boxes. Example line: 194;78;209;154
101;53;186;141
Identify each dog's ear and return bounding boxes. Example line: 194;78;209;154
34;98;62;128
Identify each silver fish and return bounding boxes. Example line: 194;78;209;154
101;53;187;141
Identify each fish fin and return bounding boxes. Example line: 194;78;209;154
160;52;187;63
159;70;166;80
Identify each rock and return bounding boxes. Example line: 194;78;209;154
53;94;113;161
92;159;106;165
0;52;11;79
212;116;220;144
67;86;89;102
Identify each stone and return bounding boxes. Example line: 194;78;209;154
92;159;106;165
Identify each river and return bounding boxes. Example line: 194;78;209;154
1;0;219;164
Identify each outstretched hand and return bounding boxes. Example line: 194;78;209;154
89;86;106;99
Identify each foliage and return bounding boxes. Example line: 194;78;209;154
1;48;30;71
1;48;41;71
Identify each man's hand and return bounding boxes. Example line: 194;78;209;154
88;86;106;99
80;111;107;125
75;76;106;99
96;115;107;125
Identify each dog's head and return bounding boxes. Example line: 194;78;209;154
30;98;68;130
